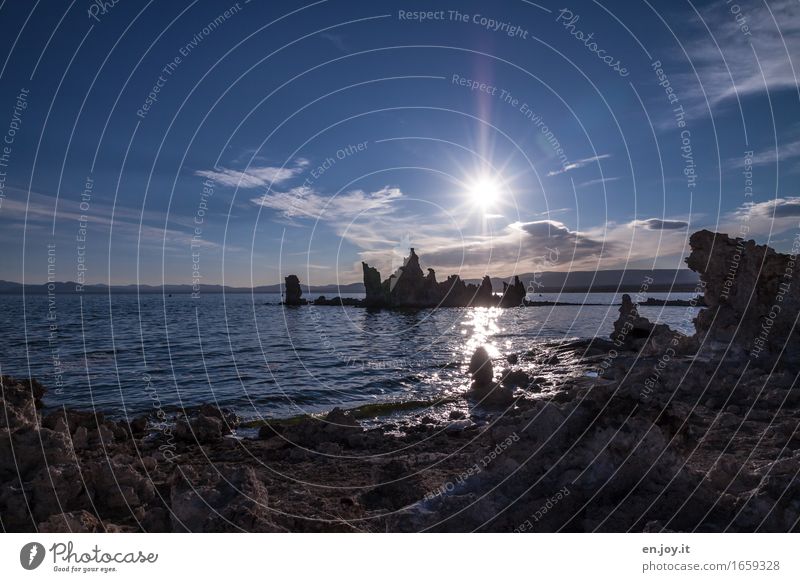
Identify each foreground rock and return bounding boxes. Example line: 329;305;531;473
687;230;800;369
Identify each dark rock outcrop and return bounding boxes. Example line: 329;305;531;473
499;276;526;307
686;230;800;368
611;294;683;356
283;274;307;306
362;262;387;307
359;249;503;308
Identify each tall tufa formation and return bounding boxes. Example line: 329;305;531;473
686;230;800;368
361;248;505;308
283;274;307;306
362;262;387;307
499;276;526;307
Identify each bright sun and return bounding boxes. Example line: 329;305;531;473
467;176;502;209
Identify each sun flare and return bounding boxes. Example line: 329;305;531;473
467;175;503;210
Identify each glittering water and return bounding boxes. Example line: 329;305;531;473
0;292;699;419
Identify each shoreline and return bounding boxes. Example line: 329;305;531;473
2;333;797;532
1;230;798;533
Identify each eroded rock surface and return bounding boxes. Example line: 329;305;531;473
687;230;800;368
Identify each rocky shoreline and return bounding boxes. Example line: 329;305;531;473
1;230;798;532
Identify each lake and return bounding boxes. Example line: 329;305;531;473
0;291;700;420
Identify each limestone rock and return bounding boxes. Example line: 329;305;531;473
170;465;277;532
283;274;307;306
686;230;800;368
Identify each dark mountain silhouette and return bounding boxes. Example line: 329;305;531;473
0;269;698;295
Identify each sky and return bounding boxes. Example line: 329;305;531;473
0;0;798;287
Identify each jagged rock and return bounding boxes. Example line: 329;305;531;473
686;230;800;368
611;294;680;355
259;407;362;448
499;276;526;307
1;376;45;431
439;275;471;306
37;510;107;533
283;274;307;306
500;368;534;389
474;276;494;306
387;248;431;307
362;262;387;307
360;458;423;511
360;249;504;308
170;465;277;532
175;414;225;444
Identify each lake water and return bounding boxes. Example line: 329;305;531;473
0;292;700;420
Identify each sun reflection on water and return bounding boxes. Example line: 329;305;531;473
459;307;503;361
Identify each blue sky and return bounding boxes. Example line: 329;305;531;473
0;0;798;286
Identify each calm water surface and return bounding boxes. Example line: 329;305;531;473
0;292;699;419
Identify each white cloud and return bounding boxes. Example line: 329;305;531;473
547;154;611;176
680;0;800;108
748;138;800;167
735;196;800;218
196;159;308;188
251;186;402;221
630;218;690;230
578;177;620;188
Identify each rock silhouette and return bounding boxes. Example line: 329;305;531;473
283;274;306;306
361;248;511;308
499;276;526;307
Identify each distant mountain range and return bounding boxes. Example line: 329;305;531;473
0;269;700;295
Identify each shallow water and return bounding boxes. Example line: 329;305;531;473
0;291;699;420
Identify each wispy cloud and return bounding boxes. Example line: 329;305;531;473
630;218;690;230
251;186;402;221
320;32;348;52
735;196;800;218
748;138;800;167
195;159;308;188
547;154;611;176
578;176;620;188
679;0;800;109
